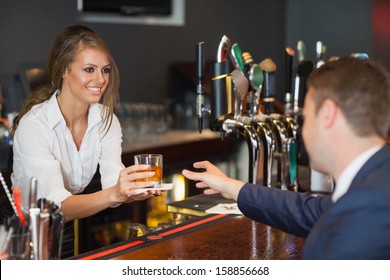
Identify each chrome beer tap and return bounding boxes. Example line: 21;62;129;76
222;117;261;184
251;114;274;188
282;116;299;191
266;115;291;190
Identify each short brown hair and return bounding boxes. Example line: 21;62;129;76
307;57;390;139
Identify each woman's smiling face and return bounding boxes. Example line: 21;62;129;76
61;47;111;106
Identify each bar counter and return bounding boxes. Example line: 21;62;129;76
76;129;241;254
73;214;304;260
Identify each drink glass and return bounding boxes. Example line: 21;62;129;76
134;154;163;187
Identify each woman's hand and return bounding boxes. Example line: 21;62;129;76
114;164;157;203
182;161;245;200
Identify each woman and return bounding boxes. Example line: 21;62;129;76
11;25;158;257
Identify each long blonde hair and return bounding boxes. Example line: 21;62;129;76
11;25;120;135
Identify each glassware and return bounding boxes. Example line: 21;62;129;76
134;154;163;187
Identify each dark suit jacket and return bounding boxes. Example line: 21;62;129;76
238;145;390;259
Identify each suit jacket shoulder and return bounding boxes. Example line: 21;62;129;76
303;145;390;259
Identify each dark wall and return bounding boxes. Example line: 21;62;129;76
372;0;390;70
0;0;286;105
286;0;372;62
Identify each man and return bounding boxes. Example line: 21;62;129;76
182;57;390;259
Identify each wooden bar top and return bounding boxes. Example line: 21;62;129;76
74;214;304;260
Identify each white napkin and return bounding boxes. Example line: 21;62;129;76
205;203;243;215
133;183;173;195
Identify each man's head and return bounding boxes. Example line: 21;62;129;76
307;57;390;140
302;57;390;175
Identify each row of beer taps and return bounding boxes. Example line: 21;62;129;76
195;36;325;191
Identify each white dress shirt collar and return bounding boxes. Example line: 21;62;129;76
46;90;102;130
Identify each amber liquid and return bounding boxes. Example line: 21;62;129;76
135;166;163;185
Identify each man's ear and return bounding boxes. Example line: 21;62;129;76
320;99;338;129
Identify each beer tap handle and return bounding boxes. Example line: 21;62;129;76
285;47;295;95
293;60;314;112
217;35;231;63
287;138;298;191
285;47;295;116
259;58;277;115
230;43;245;74
316;41;327;68
196;42;205;133
297;40;307;62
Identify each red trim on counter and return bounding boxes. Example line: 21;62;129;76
77;240;145;260
158;214;227;237
73;214;229;260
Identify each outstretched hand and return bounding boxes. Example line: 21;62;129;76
182;161;245;200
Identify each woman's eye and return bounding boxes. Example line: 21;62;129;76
102;67;111;74
84;67;94;73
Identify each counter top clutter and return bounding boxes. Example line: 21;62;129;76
0;174;65;260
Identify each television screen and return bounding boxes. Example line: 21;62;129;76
80;0;172;16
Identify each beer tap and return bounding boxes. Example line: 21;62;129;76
243;52;263;118
293;60;314;115
209;36;233;136
251;114;274;188
259;53;298;188
297;40;307;62
240;54;272;186
284;47;295;116
286;138;298;191
229;43;247;119
231;69;248;120
242;52;255;116
282;115;299;190
230;43;245;74
217;35;231;63
248;64;263;118
259;58;277;115
232;50;274;187
222;117;261;184
316;41;326;68
196;42;205;133
265;109;299;191
267;115;291;190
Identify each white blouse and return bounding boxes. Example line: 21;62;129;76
11;91;124;209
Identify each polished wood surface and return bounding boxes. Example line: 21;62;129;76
110;215;304;260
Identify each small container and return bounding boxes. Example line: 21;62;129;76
9;232;31;260
126;223;146;239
